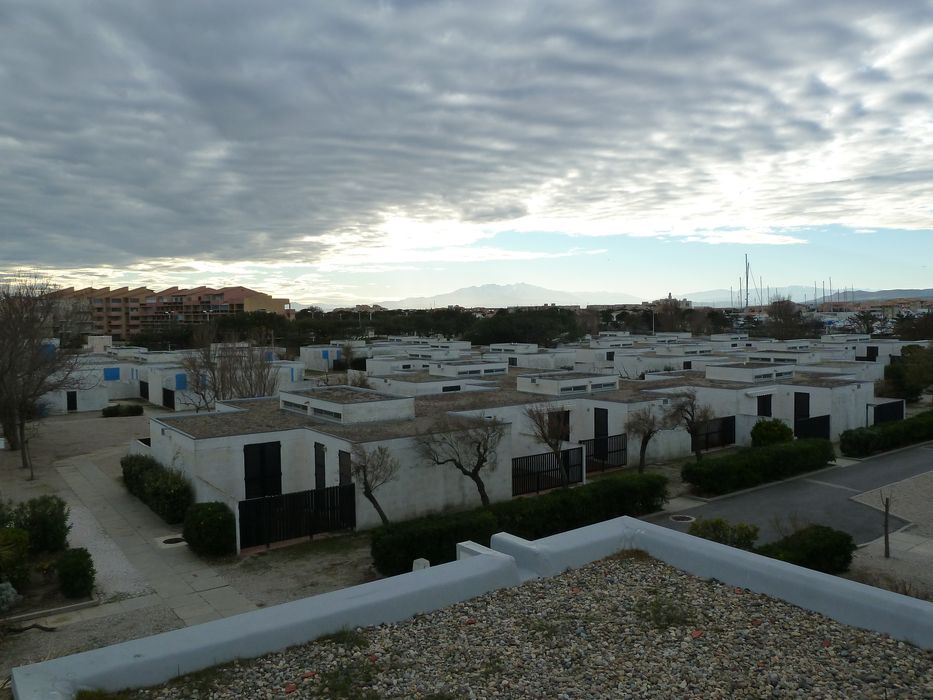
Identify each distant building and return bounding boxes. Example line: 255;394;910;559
53;285;292;340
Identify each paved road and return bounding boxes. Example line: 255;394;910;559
645;443;933;545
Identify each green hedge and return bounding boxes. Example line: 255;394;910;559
756;525;856;574
371;473;668;576
56;547;96;598
102;404;144;417
0;528;31;590
682;439;835;495
183;502;237;557
11;496;71;553
120;454;193;525
839;410;933;458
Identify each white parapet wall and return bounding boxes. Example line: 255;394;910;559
12;518;933;699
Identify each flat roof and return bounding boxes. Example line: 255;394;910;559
286;386;399;403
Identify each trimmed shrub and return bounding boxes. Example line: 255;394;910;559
121;454;193;524
371;510;499;577
682;439;835;496
142;468;194;524
102;404;144;417
56;547;96;598
840;410;933;458
750;419;794;448
121;454;162;497
183;502;237;556
370;473;668;576
687;518;759;550
11;495;71;553
0;527;31;590
756;524;856;574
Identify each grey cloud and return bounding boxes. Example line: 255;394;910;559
1;0;932;270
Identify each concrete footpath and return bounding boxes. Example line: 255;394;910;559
32;454;255;629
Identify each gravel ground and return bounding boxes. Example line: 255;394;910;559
127;554;933;700
64;501;152;602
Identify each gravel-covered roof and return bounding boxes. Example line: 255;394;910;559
124;554;933;699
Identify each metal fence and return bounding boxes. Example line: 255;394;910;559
691;416;736;452
238;484;356;549
794;414;831;440
578;434;627;473
512;447;583;496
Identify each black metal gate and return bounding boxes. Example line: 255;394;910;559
579;434;627;473
794;415;831;440
692;416;736;452
873;401;904;425
238;484;356;549
512;447;583;496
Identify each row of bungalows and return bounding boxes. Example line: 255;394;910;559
134;348;910;551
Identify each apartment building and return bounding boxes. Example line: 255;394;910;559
53;285;291;339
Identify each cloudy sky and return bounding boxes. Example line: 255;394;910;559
2;1;931;305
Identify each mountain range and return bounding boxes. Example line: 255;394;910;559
379;283;641;309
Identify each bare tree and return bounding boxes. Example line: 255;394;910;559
624;406;670;472
881;489;893;559
178;328;279;411
524;402;572;485
0;274;85;479
664;390;716;463
350;444;400;526
416;416;506;506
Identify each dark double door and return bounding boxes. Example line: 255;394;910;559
238;441;355;549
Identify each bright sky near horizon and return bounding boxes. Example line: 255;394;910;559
1;1;931;305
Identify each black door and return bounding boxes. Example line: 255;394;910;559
66;391;77;412
757;394;772;417
867;346;879;361
594;408;608;461
139;380;149;400
244;442;282;499
162;388;174;410
794;392;810;421
314;442;326;490
338;450;352;486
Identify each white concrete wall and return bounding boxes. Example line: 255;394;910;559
353;432;513;530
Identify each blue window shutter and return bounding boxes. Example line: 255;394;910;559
322;350;329;360
103;367;120;381
290;367;295;382
175;373;187;390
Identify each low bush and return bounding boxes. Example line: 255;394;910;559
11;495;71;553
0;527;31;590
121;454;162;497
682;439;835;495
840;410;933;458
142;469;194;524
102;404;144;417
370;473;668;576
56;547;96;598
371;509;499;577
756;524;856;574
750;419;794;448
120;454;193;525
687;518;759;550
183;502;237;556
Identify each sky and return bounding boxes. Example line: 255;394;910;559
1;1;932;306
